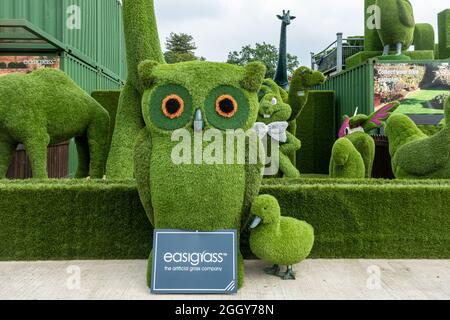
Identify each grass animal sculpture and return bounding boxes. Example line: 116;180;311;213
257;67;325;174
255;79;300;178
286;67;326;163
123;0;316;291
385;96;450;179
134;59;267;289
376;0;415;57
329;102;399;178
249;195;314;280
106;0;165;179
0;68;109;179
274;10;296;90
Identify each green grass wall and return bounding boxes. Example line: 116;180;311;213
91;90;121;161
296;91;336;174
438;9;450;59
414;23;436;51
1;179;449;261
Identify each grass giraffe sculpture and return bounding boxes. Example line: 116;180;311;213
274;10;296;90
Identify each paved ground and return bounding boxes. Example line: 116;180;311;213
0;259;449;300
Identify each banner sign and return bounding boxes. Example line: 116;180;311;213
0;55;60;76
151;230;238;294
374;62;449;116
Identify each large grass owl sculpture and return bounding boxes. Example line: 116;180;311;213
133;60;267;288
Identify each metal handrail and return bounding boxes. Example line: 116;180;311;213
311;34;364;75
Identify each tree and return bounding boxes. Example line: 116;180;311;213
164;32;205;64
227;42;299;79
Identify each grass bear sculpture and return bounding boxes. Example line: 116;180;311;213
376;0;415;57
249;195;314;280
385;97;450;179
255;79;300;178
255;67;325;177
133;60;267;289
329;102;399;179
0;68;110;179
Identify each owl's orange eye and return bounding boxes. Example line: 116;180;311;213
162;94;184;119
216;95;238;118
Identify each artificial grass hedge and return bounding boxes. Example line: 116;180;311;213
1;178;450;261
438;9;450;59
345;50;435;69
296;91;335;174
414;23;435;52
91;90;121;165
0;180;150;260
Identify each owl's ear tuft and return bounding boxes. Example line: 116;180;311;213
241;62;266;92
138;60;159;88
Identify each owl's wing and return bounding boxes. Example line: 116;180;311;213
134;128;155;226
398;0;415;28
241;131;264;231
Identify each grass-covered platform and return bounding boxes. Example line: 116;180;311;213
1;178;449;261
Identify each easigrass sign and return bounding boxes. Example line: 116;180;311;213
163;251;226;266
151;230;237;294
0;55;60;76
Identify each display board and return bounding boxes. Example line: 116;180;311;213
374;62;449;115
151;230;238;294
0;55;60;76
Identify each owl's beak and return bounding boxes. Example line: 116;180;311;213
193;109;204;132
249;216;262;229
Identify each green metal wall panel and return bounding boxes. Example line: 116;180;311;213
1;0;126;80
96;0;126;79
62;0;125;79
0;0;62;39
314;61;374;129
63;0;98;64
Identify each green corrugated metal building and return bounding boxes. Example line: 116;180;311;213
314;59;449;131
0;0;126;177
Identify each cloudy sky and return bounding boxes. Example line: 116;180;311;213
154;0;448;66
